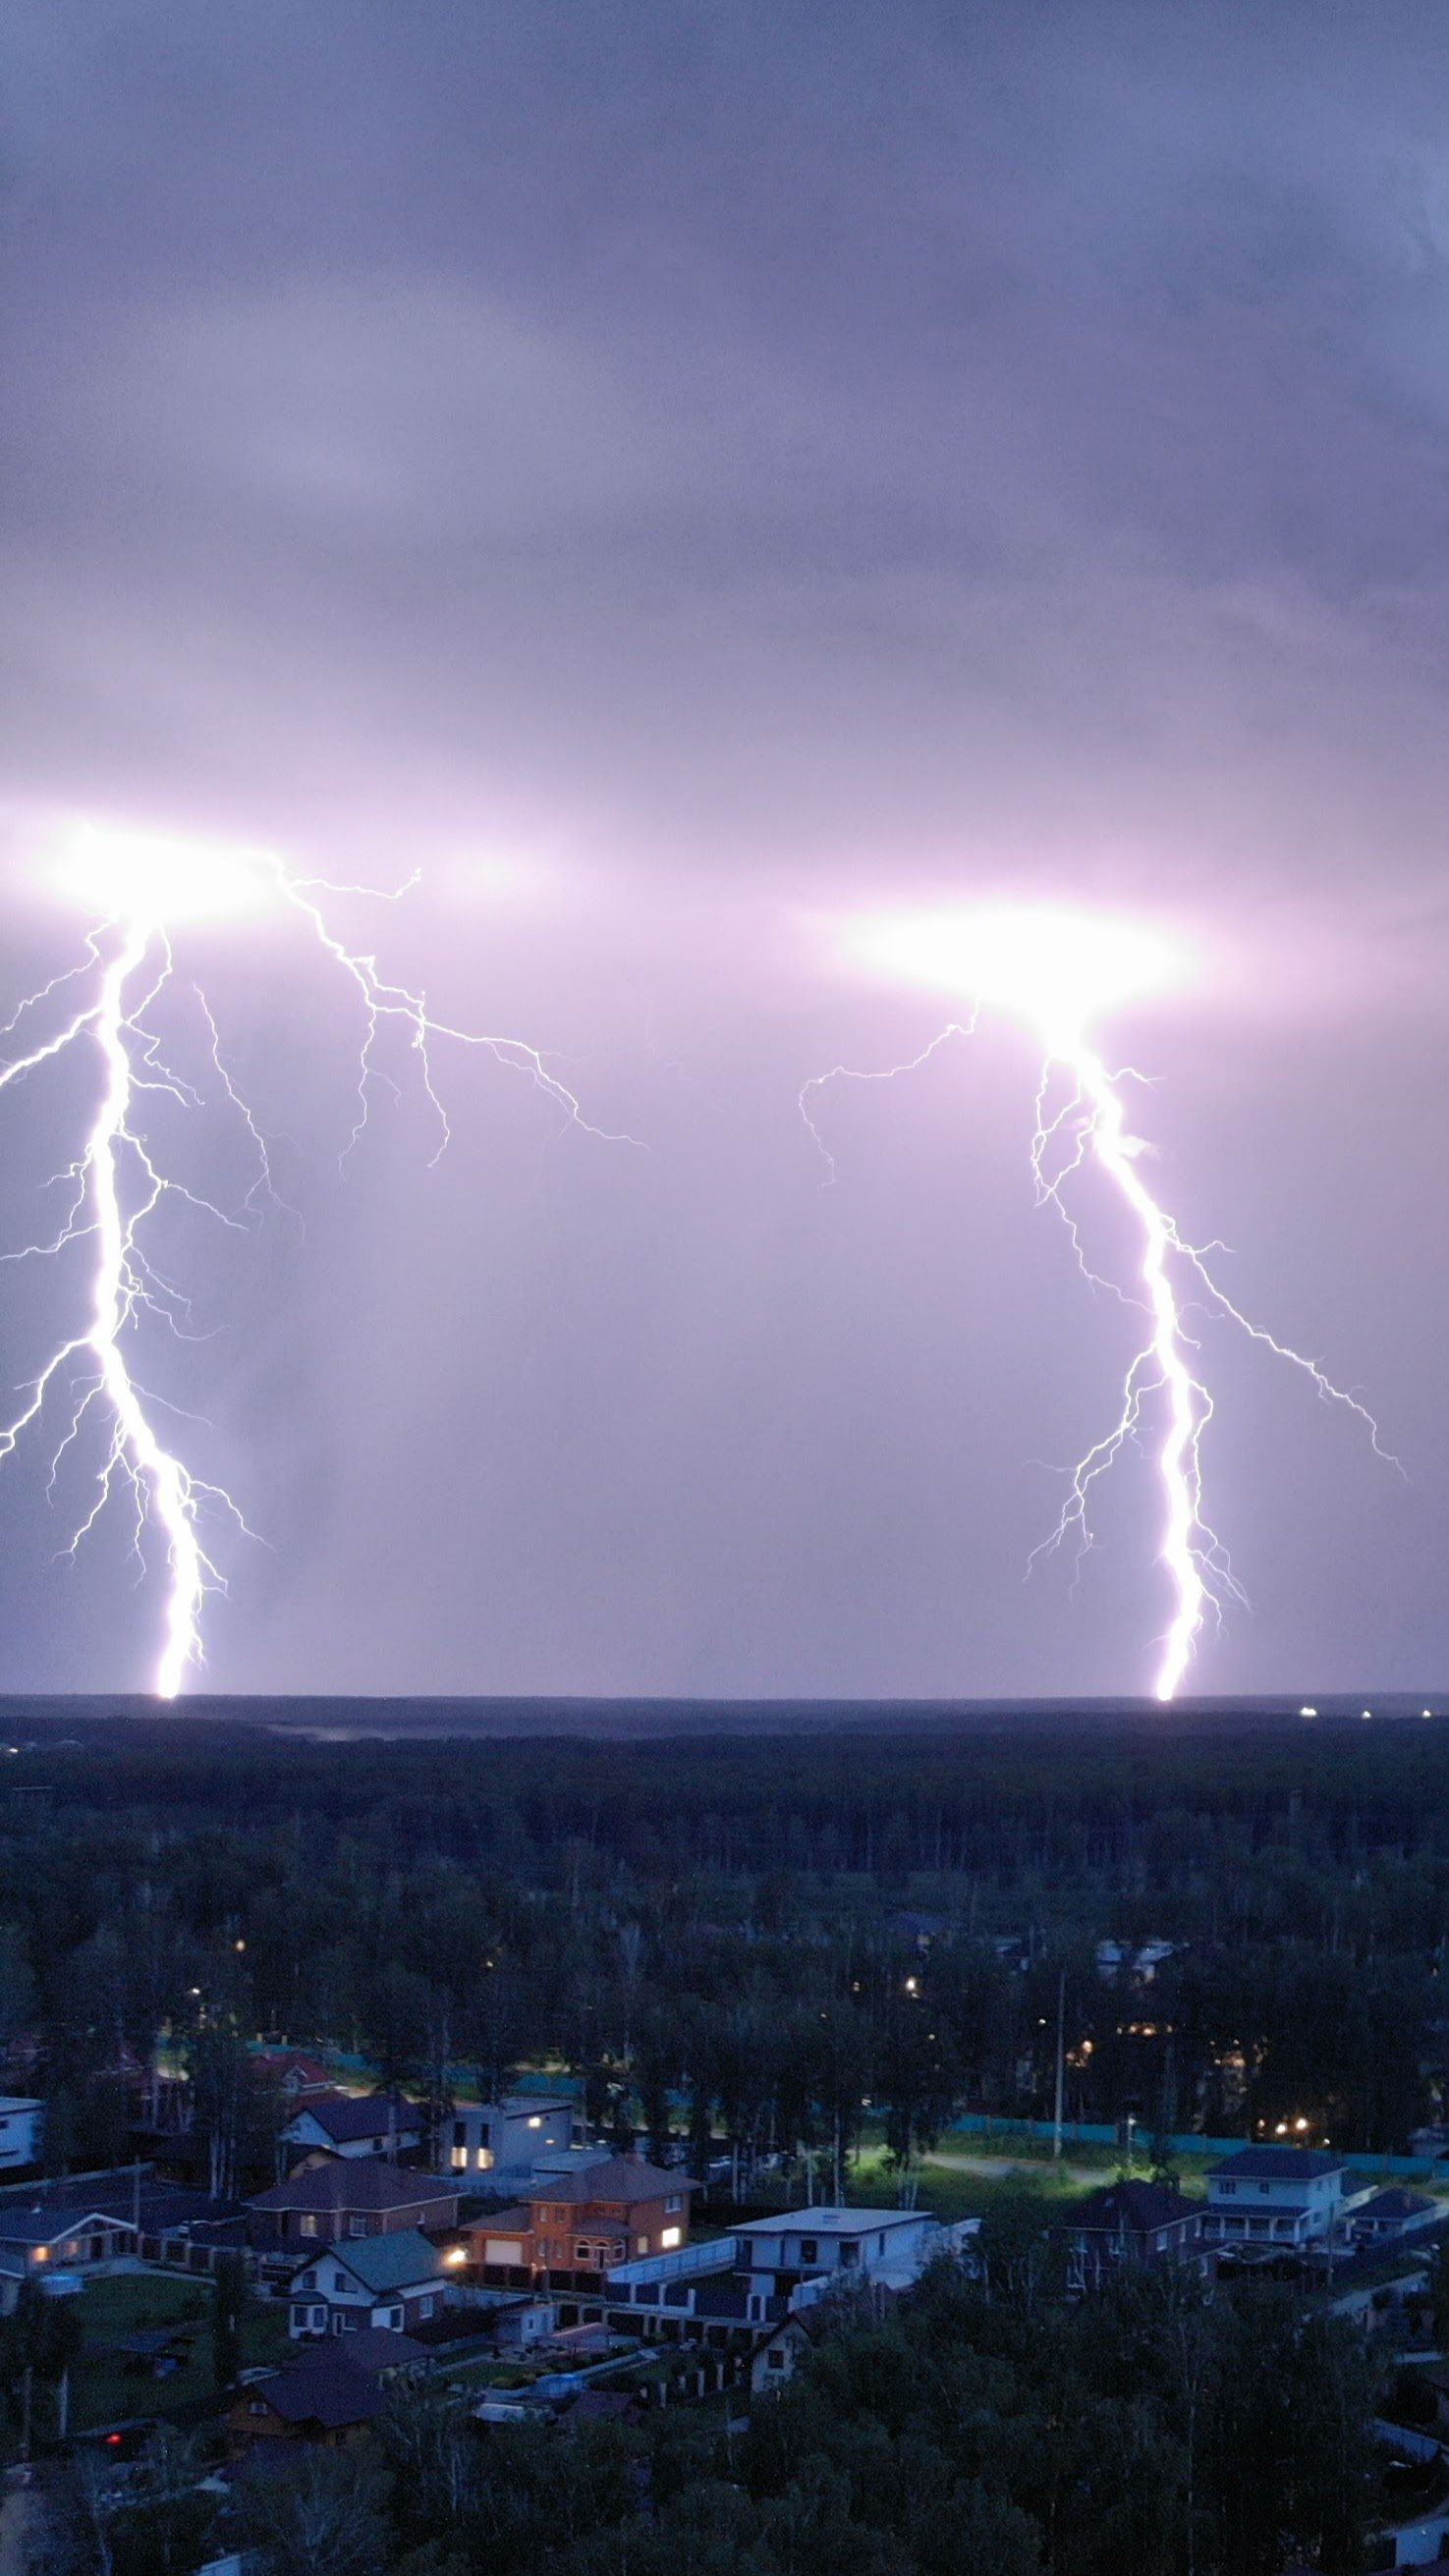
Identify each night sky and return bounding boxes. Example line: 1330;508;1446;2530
1;1;1446;1699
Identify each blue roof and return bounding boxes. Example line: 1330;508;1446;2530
1208;2148;1341;2179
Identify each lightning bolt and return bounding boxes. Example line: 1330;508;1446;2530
805;961;1394;1703
0;829;633;1697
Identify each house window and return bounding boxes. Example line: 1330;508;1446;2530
636;2235;648;2256
1219;2181;1235;2196
348;2218;367;2237
876;2235;885;2255
661;2227;682;2250
454;2120;467;2148
1259;2184;1271;2196
299;2215;318;2236
768;2349;786;2371
840;2241;859;2267
576;2241;592;2264
332;2271;349;2292
300;2270;316;2290
452;2148;468;2171
250;2399;268;2414
418;2295;435;2320
799;2239;818;2264
665;2195;683;2214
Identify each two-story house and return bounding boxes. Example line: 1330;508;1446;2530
286;2228;456;2336
1202;2147;1349;2248
472;2155;695;2284
282;2091;423;2166
445;2094;579;2178
248;2160;460;2249
1051;2179;1207;2291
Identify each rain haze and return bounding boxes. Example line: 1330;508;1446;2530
0;0;1446;1701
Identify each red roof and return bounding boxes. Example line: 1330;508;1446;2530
528;2156;693;2208
249;2161;457;2217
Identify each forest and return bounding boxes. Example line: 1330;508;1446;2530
3;1709;1449;2180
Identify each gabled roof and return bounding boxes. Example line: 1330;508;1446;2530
0;2208;136;2249
529;2156;692;2208
252;2353;384;2429
285;2091;420;2146
1354;2186;1436;2220
1066;2181;1200;2233
1208;2148;1342;2181
290;2226;447;2294
250;2161;457;2217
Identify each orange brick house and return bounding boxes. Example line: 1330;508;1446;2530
472;2155;696;2286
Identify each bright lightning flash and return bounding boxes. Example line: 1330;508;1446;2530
0;820;621;1698
817;907;1392;1702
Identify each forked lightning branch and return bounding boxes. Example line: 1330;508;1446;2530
808;909;1394;1702
0;821;623;1697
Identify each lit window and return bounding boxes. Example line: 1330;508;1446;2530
451;2148;468;2171
661;2227;682;2250
529;2115;542;2129
299;2215;318;2237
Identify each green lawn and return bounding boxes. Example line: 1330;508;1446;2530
843;2142;1213;2224
60;2269;290;2439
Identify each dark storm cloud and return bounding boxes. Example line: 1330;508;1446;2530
1;0;1447;1696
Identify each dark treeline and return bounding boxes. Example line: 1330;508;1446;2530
5;1717;1449;2177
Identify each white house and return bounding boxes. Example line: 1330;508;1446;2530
446;2095;580;2178
282;2091;423;2165
0;2099;43;2171
286;2225;456;2337
737;2208;941;2291
1203;2147;1355;2248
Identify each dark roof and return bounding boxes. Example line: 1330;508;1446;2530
1208;2149;1342;2180
251;2354;384;2430
473;2206;532;2233
286;2091;420;2146
250;2161;458;2217
0;2208;137;2249
563;2389;641;2422
312;2326;423;2371
1354;2187;1436;2220
290;2227;447;2295
1062;2181;1201;2234
529;2157;694;2208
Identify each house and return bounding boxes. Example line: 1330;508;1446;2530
251;2051;333;2100
1202;2147;1351;2248
445;2094;579;2178
1346;2188;1438;2248
286;2228;457;2336
1096;1938;1177;1983
736;2208;938;2291
0;2208;139;2311
228;2328;423;2449
247;2159;460;2248
0;2099;43;2171
282;2091;423;2165
1052;2180;1207;2291
751;2315;814;2392
471;2155;695;2283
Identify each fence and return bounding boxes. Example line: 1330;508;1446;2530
947;2115;1444;2178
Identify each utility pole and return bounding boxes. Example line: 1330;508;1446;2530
1052;1970;1066;2163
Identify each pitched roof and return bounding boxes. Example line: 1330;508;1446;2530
1208;2148;1342;2180
286;2090;420;2145
252;2353;385;2429
1354;2186;1436;2220
250;2161;457;2217
291;2226;447;2294
529;2156;694;2207
1066;2181;1201;2233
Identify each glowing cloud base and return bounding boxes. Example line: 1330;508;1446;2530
0;822;622;1697
808;907;1391;1703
